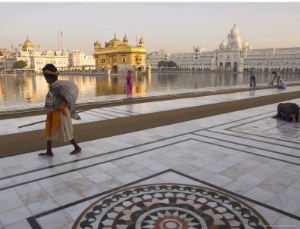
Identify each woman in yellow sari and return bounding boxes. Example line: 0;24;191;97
38;64;81;156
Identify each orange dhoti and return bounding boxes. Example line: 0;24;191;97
45;105;73;142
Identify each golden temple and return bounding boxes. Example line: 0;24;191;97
93;33;150;74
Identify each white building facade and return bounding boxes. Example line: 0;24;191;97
68;49;96;70
147;24;300;73
1;37;95;73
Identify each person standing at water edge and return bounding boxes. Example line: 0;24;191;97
38;64;81;156
250;67;256;87
126;70;133;98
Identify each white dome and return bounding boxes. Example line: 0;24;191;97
230;24;241;37
226;23;243;50
242;40;251;50
219;40;226;49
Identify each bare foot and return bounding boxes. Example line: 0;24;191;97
38;152;54;157
70;147;82;155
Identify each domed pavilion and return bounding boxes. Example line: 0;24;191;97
93;33;147;74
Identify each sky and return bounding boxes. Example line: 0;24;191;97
0;1;300;54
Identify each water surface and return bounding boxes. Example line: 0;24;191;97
1;72;299;107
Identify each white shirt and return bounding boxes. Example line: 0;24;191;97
279;80;287;89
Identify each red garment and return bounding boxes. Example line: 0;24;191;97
126;72;133;96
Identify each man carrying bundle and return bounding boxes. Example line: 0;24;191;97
38;64;82;156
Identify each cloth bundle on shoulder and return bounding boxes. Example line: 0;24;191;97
51;80;81;120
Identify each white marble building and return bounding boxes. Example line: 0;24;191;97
147;24;300;73
1;37;95;73
145;50;170;69
68;49;96;70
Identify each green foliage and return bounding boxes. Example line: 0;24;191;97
168;61;177;67
158;60;177;68
158;60;167;67
12;60;27;69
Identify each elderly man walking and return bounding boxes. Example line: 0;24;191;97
38;63;82;156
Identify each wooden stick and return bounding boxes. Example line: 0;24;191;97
17;100;127;129
18;109;87;129
18;120;46;129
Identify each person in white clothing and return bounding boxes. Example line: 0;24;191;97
38;64;82;156
278;79;287;89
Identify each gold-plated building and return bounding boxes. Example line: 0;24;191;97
94;34;147;74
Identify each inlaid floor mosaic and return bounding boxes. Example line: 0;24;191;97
73;183;271;229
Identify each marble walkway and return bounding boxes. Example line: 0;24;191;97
0;85;300;229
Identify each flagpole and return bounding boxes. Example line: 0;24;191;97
61;30;63;51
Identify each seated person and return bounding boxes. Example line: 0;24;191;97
278;79;287;89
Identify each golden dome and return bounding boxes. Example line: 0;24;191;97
23;37;34;49
94;39;101;47
139;36;144;45
106;33;122;47
123;34;128;44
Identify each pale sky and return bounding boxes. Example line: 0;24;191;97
0;1;299;54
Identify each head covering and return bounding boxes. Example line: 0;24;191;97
272;71;276;75
42;64;59;80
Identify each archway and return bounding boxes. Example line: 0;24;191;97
233;62;237;72
112;65;118;74
225;62;231;69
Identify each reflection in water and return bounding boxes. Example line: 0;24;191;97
0;72;300;107
249;89;256;97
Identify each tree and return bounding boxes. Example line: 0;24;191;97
12;60;27;69
168;61;177;68
158;60;177;68
158;60;168;68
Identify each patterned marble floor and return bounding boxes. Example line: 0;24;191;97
0;86;300;229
